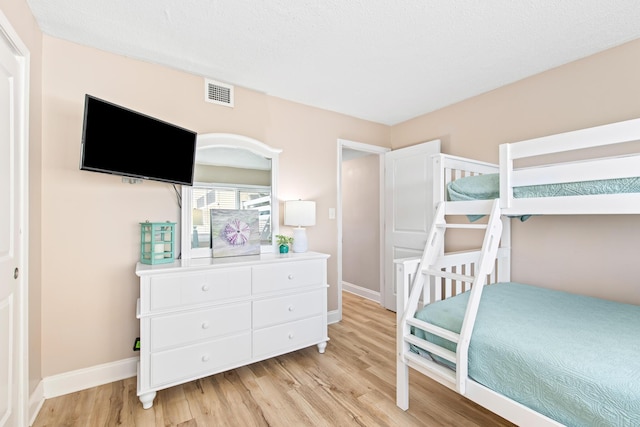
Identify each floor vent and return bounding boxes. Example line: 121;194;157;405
205;78;234;107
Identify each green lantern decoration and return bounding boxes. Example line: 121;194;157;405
140;221;176;265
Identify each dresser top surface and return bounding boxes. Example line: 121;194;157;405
136;251;330;276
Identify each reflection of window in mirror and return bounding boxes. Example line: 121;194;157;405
181;134;281;260
191;185;272;249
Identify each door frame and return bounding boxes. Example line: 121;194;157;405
0;10;30;427
336;139;389;322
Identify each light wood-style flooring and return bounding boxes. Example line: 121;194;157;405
33;292;513;426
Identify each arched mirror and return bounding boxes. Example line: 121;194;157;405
181;133;282;259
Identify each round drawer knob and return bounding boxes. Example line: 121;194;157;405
288;333;294;339
288;274;294;280
288;305;294;312
201;354;210;362
201;321;210;329
201;284;210;292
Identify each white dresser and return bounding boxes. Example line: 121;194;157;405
135;251;330;409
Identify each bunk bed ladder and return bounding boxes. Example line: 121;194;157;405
399;199;503;396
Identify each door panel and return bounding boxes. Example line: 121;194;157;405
383;140;440;310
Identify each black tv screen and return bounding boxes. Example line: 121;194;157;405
80;95;197;185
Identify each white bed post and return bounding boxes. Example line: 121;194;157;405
432;155;446;207
498;215;511;282
499;144;512;210
396;258;421;410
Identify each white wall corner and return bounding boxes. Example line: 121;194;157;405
43;357;138;399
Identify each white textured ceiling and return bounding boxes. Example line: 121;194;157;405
26;0;640;125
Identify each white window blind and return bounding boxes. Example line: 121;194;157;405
191;184;271;248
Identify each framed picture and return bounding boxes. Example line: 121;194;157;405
210;209;261;257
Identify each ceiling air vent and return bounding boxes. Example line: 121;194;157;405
205;78;234;107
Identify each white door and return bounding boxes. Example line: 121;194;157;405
383;140;440;310
0;15;28;427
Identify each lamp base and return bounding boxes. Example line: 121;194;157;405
192;226;199;248
291;228;308;253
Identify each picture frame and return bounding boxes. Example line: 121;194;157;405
210;209;261;257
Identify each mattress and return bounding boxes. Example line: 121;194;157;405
412;282;640;427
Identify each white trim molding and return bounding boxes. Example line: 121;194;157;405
327;309;341;325
342;281;381;303
337;139;390;325
42;357;138;399
28;381;44;426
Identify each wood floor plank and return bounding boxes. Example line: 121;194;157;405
85;383;118;427
158;381;194;426
32;292;514;426
103;381;127;426
32;385;85;427
62;385;97;426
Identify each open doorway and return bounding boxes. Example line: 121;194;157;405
337;138;441;319
336;139;389;322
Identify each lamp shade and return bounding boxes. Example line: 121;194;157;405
192;208;204;226
284;200;316;227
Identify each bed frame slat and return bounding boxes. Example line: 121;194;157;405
423;269;475;284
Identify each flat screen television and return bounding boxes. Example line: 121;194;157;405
80;95;197;185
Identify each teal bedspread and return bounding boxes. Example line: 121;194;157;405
448;173;640;202
447;174;640;221
412;283;640;427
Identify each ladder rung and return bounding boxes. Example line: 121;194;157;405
423;269;475;283
406;317;460;344
403;351;456;386
404;334;457;364
436;223;487;230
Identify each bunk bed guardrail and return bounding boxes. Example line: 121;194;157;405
499;117;640;214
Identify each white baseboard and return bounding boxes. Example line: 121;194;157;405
28;381;44;426
342;281;381;303
43;357;138;399
327;309;341;324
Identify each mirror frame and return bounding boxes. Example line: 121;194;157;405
180;133;282;260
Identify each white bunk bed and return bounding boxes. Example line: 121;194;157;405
396;118;640;427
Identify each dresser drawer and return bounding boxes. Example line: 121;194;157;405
253;315;324;359
149;267;251;310
150;332;251;387
150;302;251;351
252;260;323;294
253;289;324;329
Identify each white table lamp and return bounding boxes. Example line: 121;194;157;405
284;200;316;253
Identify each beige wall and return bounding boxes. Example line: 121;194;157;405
0;0;43;397
392;39;640;305
41;35;389;376
342;155;380;293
